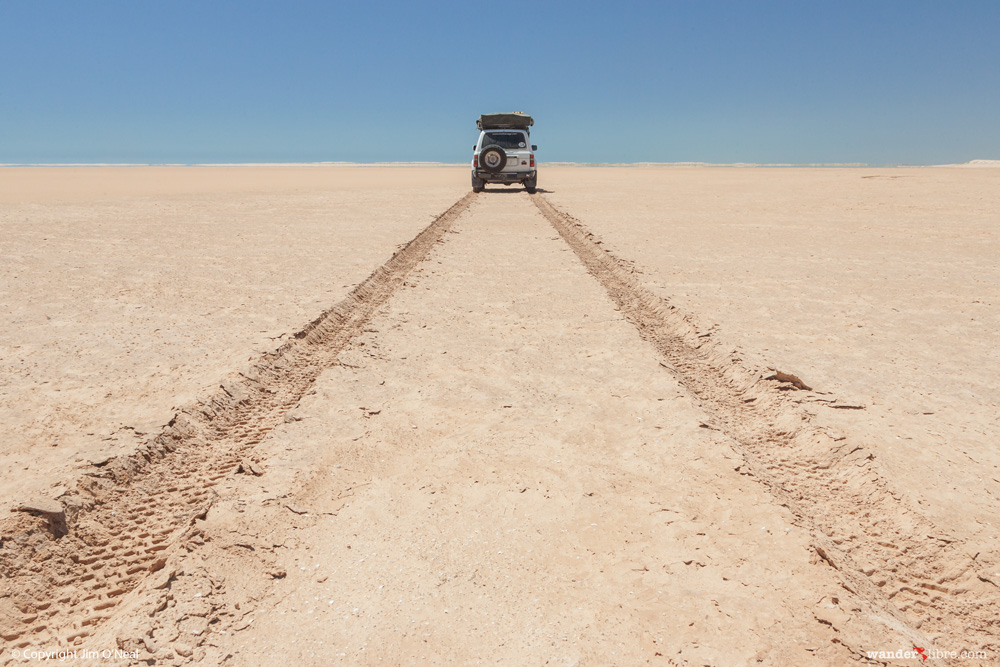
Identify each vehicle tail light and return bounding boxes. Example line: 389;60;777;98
473;155;478;168
529;154;535;168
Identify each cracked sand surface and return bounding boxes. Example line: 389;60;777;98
3;167;998;665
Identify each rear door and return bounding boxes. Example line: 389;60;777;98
500;132;529;173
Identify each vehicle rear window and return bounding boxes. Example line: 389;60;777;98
482;132;527;150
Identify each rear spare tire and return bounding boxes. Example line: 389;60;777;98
479;145;507;173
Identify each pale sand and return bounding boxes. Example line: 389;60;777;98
0;167;467;509
541;167;1000;545
1;167;998;665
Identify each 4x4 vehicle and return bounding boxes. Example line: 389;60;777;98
471;112;537;193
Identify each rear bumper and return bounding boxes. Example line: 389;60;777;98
474;169;536;183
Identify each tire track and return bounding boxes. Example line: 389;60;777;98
532;193;999;659
0;193;475;651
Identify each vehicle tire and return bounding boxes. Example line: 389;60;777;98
479;145;507;173
524;176;537;194
471;172;484;193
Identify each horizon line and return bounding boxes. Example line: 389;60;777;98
2;160;998;168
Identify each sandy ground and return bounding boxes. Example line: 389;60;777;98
0;167;466;511
540;167;1000;549
1;166;999;666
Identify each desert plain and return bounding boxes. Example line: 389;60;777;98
1;165;998;666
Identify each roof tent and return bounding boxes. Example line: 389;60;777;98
477;112;534;133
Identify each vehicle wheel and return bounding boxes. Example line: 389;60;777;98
524;176;537;194
479;145;507;173
471;172;484;193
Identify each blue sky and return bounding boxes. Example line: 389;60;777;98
2;1;998;164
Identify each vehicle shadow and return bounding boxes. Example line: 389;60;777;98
479;187;554;194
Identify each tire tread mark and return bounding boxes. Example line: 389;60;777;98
0;193;475;649
532;193;999;655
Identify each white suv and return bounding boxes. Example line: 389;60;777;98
471;113;537;193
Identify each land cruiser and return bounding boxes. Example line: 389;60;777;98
471;112;537;193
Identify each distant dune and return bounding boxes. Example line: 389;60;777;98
937;159;1000;167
